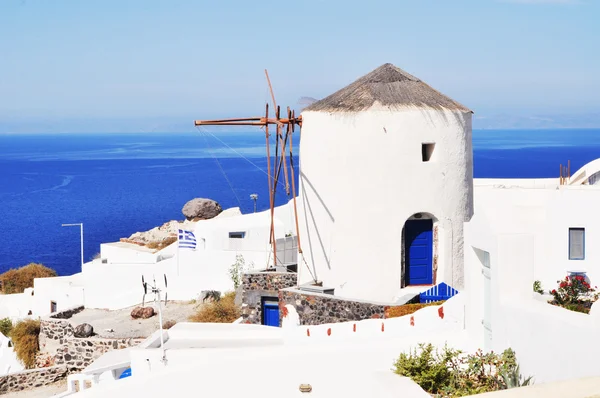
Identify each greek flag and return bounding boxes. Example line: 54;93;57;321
178;229;197;250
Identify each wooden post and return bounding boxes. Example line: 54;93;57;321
264;104;277;268
559;164;563;185
289;121;302;255
568;160;571;183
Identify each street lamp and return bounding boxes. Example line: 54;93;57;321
250;194;258;213
62;223;84;270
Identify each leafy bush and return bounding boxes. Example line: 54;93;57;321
229;255;247;289
0;263;57;294
11;319;41;369
386;301;444;319
533;280;543;295
393;344;532;397
501;364;533;388
188;292;240;323
0;317;13;337
550;275;598;314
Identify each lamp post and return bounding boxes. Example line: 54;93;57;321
62;223;84;270
250;193;258;213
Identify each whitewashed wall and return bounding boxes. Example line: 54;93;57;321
32;274;85;316
0;333;24;376
0;288;34;322
82;202;296;310
298;108;473;302
100;243;158;264
464;186;600;383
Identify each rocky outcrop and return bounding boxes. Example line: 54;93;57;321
182;198;222;221
121;198;222;247
74;323;94;338
131;307;155;319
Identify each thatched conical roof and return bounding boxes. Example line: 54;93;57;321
304;63;472;113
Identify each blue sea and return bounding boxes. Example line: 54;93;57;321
1;129;600;276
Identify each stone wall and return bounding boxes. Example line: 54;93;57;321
49;305;84;319
55;337;144;372
0;366;67;394
39;318;143;371
241;271;297;325
279;288;408;325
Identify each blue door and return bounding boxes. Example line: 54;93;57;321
262;301;280;327
405;219;433;285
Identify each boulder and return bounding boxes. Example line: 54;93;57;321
182;198;222;221
131;306;155;319
73;323;94;338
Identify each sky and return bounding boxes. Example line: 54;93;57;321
0;0;599;132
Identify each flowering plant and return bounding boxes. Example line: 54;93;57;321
550;275;598;313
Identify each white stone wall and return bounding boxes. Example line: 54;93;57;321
0;288;34;322
297;108;473;302
464;185;600;383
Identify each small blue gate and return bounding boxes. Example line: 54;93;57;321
419;282;459;303
118;367;132;379
262;301;280;327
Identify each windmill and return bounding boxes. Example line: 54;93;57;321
141;274;168;365
194;70;304;271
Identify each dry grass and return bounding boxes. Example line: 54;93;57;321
386;301;445;319
0;263;57;294
11;319;41;369
188;292;240;323
0;317;13;337
146;236;178;251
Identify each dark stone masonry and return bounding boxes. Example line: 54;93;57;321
279;288;403;325
54;337;143;372
0;366;67;394
40;315;143;372
241;271;297;325
49;305;84;319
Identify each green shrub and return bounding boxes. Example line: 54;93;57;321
393;344;532;397
11;319;41;369
0;263;57;294
0;317;13;337
188;292;240;323
533;280;543;295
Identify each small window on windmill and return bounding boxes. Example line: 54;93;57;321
229;232;246;239
422;143;435;162
50;301;57;313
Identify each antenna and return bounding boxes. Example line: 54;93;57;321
140;273;168;365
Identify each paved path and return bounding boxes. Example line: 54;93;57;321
471;376;600;397
67;301;201;338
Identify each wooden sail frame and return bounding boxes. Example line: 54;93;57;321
194;70;303;269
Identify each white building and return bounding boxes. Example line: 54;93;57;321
463;174;600;383
298;63;473;302
0;200;297;317
0;332;24;376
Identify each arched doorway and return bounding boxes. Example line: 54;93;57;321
403;213;435;286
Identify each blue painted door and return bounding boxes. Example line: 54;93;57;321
405;219;433;285
263;302;280;327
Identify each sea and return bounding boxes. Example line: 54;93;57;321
1;128;600;276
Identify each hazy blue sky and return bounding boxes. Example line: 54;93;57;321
1;0;599;132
